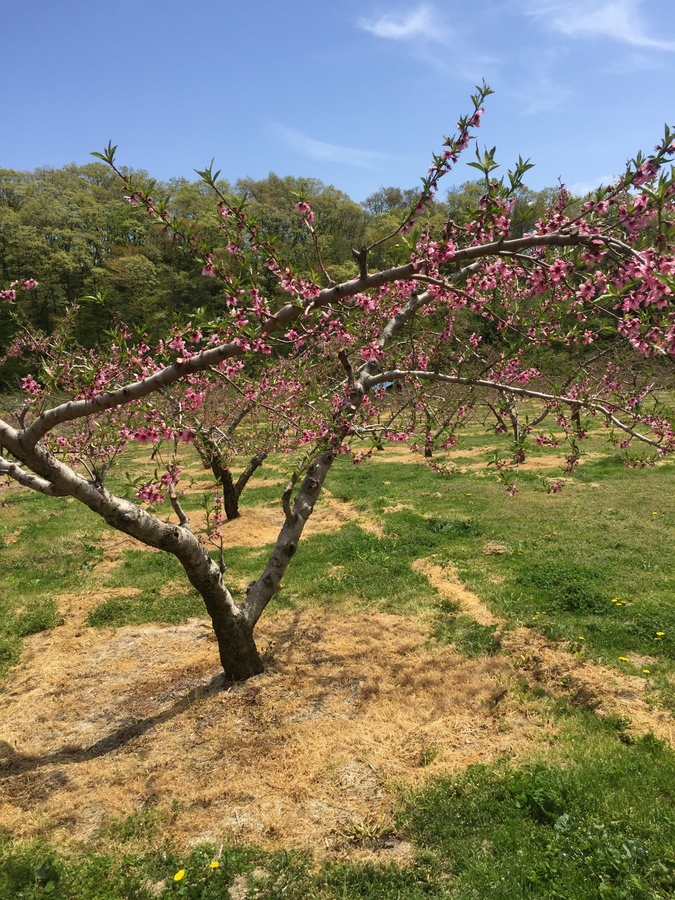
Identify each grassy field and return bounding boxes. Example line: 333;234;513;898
1;422;675;898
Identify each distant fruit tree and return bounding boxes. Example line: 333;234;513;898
2;85;674;680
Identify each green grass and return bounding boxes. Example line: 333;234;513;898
279;520;442;612
0;493;106;676
87;550;205;627
403;713;675;899
432;613;502;657
3;429;675;680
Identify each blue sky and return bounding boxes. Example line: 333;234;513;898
2;0;674;202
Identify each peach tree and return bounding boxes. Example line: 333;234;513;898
1;85;674;679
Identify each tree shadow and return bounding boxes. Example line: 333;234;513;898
0;670;229;778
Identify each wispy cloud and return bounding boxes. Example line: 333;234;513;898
568;174;617;196
519;0;675;50
513;73;573;114
271;124;393;170
357;5;450;44
603;50;666;74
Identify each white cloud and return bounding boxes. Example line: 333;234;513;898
513;74;573;114
568;174;617;196
271;124;394;170
357;5;450;44
519;0;675;51
603;50;666;74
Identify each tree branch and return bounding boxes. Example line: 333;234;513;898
351;246;369;280
0;457;67;496
281;473;298;526
168;484;191;529
19;224;628;450
365;370;667;450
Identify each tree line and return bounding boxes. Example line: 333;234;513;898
0;160;558;386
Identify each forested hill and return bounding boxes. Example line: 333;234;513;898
0;161;555;384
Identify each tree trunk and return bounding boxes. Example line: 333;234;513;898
211;615;264;681
210;452;267;521
218;464;240;520
12;439;265;682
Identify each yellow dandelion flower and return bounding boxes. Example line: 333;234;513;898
578;636;585;641
174;870;186;882
210;860;220;869
652;511;658;515
618;656;630;662
656;632;665;636
643;669;651;674
611;598;619;603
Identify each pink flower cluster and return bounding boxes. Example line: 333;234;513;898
295;201;314;224
135;482;164;504
1;278;38;302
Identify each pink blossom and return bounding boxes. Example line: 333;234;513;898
576;280;595;301
296;201;314;224
135;482;164;504
168;335;186;352
160;465;183;488
548;259;568;283
132;427;161;444
21;375;41;395
360;340;385;362
633;160;659;186
185;387;205;410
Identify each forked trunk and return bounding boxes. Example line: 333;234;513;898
211;452;267;520
173;537;265;681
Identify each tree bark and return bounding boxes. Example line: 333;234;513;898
217;464;240;520
211;614;264;680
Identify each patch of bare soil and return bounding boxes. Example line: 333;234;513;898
453;453;605;475
366;446;439;464
413;558;501;627
501;629;675;745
